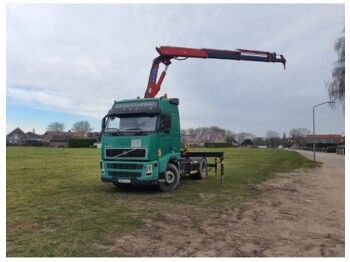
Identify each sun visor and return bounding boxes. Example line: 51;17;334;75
107;100;161;116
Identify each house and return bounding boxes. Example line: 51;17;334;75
49;135;71;148
86;132;101;140
181;135;197;147
26;131;43;146
305;134;343;149
197;131;225;147
41;131;69;146
6;127;28;145
70;132;84;138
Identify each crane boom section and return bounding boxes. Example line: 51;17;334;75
145;46;286;98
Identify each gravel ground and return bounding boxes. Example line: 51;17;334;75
104;150;345;257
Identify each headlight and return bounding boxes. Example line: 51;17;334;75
145;164;153;176
100;162;105;173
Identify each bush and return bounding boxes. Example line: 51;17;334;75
326;146;338;153
69;138;97;148
204;142;232;148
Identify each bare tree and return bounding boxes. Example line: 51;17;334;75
72;121;93;135
326;28;345;111
47;122;65;132
289;128;310;147
253;137;265;146
224;129;236;144
266;130;280;148
235;132;256;145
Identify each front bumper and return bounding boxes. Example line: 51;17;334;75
101;177;158;186
100;159;159;185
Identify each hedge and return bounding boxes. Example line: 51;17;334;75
204;142;232;148
69;138;97;148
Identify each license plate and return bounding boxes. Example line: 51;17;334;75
118;179;131;184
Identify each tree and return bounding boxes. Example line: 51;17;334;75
72;121;93;134
326;28;345;111
224;129;236;145
289;128;310;147
253;137;265;146
236;132;256;145
266;130;280;148
47;122;65;132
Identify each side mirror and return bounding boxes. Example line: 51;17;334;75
161;114;171;133
101;116;107;131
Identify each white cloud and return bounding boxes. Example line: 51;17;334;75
6;4;345;136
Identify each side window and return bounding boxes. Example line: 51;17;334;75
160;114;171;133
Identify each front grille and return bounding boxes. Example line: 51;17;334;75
106;148;146;158
107;163;143;170
108;171;142;179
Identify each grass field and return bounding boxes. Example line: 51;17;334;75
6;146;318;257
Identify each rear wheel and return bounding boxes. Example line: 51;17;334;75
199;158;208;179
158;163;180;192
190;158;208;179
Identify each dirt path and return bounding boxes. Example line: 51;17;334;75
107;150;345;257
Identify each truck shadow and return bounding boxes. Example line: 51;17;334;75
100;176;197;195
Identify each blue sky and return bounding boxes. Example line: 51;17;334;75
6;4;346;137
7;103;102;134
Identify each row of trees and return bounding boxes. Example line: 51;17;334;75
47;121;93;134
181;126;311;148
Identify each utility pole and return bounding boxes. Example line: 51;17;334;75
313;101;335;162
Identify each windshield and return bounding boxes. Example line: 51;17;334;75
105;116;158;133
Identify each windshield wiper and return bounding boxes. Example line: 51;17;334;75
124;128;147;135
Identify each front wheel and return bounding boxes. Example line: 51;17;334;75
158;163;180;192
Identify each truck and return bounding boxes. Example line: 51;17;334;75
100;46;286;192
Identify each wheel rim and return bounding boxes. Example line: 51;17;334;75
165;171;175;184
201;161;207;178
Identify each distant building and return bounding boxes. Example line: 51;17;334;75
305;134;343;149
197;131;225;147
25;131;43;146
41;131;85;147
49;135;71;148
6;127;43;146
7;127;95;147
86;132;101;140
42;131;69;146
181;134;197;147
6;127;28;145
181;131;225;147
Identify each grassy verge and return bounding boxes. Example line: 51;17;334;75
6;147;318;256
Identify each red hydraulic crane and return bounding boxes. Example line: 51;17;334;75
144;46;286;98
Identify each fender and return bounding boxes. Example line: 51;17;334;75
158;154;180;174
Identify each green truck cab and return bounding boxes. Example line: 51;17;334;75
100;97;186;191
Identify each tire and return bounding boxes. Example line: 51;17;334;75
190;158;208;179
158;163;180;192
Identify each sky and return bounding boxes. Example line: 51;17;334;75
5;3;346;138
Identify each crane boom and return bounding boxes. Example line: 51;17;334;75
145;46;286;98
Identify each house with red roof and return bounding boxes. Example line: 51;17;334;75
305;134;344;149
